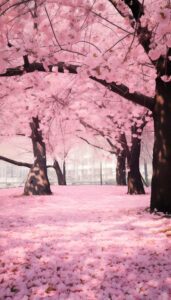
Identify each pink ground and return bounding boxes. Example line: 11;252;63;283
0;186;171;300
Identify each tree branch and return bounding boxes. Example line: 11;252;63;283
77;136;114;154
90;76;155;111
108;0;152;53
46;165;54;169
0;155;54;169
0;61;78;76
0;61;155;110
123;0;144;21
0;155;32;168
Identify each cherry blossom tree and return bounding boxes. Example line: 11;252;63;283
0;73;72;195
104;0;171;213
0;73;79;192
72;82;151;193
78;106;151;194
0;92;52;195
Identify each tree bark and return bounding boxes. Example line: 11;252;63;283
24;117;52;195
144;161;149;187
116;150;126;185
127;130;145;195
53;159;66;185
151;79;171;213
116;131;144;193
63;160;66;185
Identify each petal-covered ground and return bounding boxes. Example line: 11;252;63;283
0;186;171;300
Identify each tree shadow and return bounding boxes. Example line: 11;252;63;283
0;188;170;299
97;246;171;300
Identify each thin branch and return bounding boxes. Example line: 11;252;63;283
44;6;86;57
80;0;96;30
107;0;152;54
104;33;131;55
0;0;34;16
77;136;114;154
0;155;32;168
73;40;102;53
44;5;62;50
92;10;133;34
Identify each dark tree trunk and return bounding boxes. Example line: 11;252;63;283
24;117;52;195
116;150;126;185
144;161;149;187
63;160;66;185
127;131;145;195
53;159;66;185
151;79;171;213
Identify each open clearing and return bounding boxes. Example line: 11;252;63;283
0;186;171;300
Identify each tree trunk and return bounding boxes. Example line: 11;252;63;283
63;160;66;185
116;150;126;185
127;134;145;195
24;117;52;195
100;162;103;185
144;161;149;187
151;79;171;213
53;159;66;185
